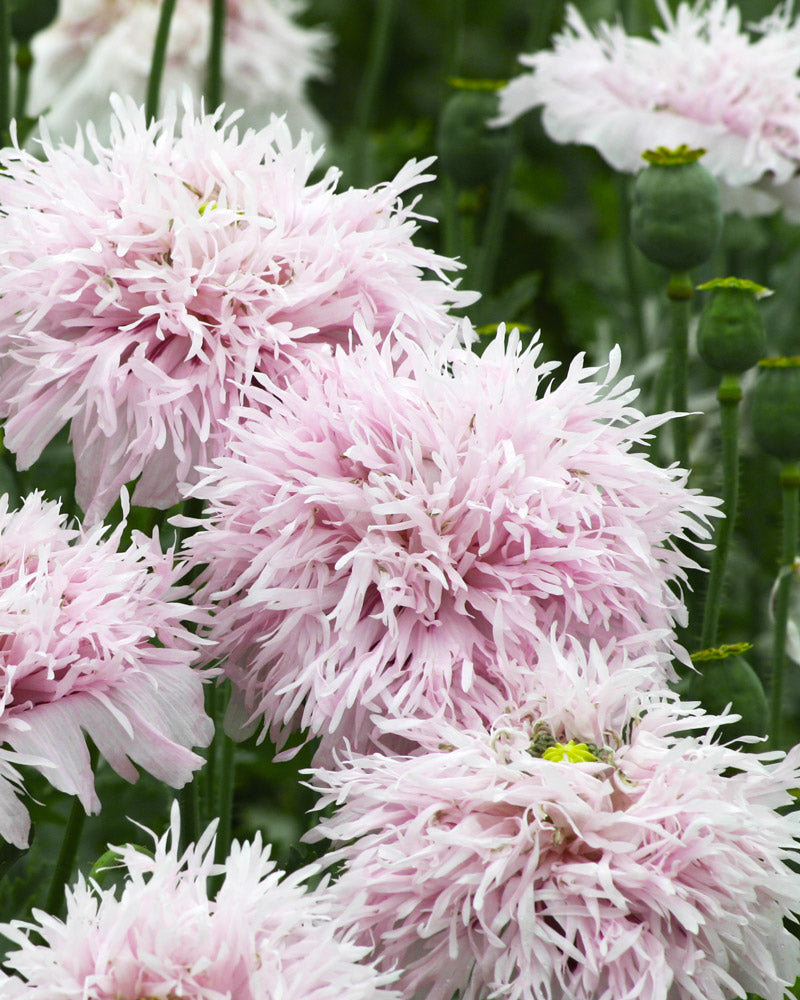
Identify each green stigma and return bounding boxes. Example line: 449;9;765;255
447;76;508;91
641;144;706;166
690;641;754;663
542;740;598;764
696;276;772;299
758;356;800;368
475;322;533;337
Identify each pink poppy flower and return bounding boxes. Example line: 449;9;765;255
0;94;473;522
309;692;800;1000
183;328;717;754
0;802;398;1000
0;492;212;847
496;0;800;217
29;0;331;144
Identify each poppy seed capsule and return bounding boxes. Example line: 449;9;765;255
751;358;800;462
697;278;769;375
437;89;510;189
10;0;57;43
630;145;722;272
681;645;768;745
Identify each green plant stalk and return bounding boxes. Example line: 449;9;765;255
350;0;396;186
441;175;459;261
769;463;800;750
524;0;561;51
0;0;10;143
667;271;692;468
443;0;464;84
208;682;235;895
13;40;31;124
45;747;98;917
215;728;235;865
474;132;515;296
206;0;226;112
179;776;202;853
145;0;178;123
617;176;646;358
700;376;741;649
202;682;219;826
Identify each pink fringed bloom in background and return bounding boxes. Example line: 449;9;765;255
28;0;331;144
183;328;716;755
309;677;800;1000
0;803;398;1000
496;0;800;217
0;95;473;522
0;492;212;847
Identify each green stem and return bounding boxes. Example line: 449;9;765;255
474;131;515;296
443;0;464;84
179;777;201;853
441;175;459;261
700;376;741;648
45;747;98;916
0;0;10;144
13;41;31;124
524;0;561;51
202;682;219;827
145;0;177;123
350;0;396;186
667;271;692;468
769;463;800;750
620;0;641;33
214;684;235;860
205;0;226;112
617;176;646;358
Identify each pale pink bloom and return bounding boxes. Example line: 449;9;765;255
0;802;397;1000
0;492;212;847
496;0;800;217
0;94;473;523
309;693;800;1000
183;327;717;754
29;0;330;144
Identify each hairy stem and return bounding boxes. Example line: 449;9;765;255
206;0;226;112
700;376;741;648
145;0;178;122
769;464;800;750
667;271;692;468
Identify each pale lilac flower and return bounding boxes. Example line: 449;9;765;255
0;94;473;522
0;492;212;847
496;0;800;217
183;328;717;753
29;0;331;144
309;691;800;1000
0;802;397;1000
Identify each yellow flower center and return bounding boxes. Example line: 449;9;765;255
542;741;598;764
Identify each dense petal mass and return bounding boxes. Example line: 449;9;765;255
0;493;212;845
0;95;473;521
29;0;331;143
184;328;717;753
0;803;397;1000
309;693;800;1000
496;0;800;216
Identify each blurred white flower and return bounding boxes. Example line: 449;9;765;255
28;0;331;144
496;0;800;218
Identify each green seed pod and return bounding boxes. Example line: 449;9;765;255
630;145;722;272
10;0;58;43
696;277;770;375
680;644;768;744
750;358;800;462
437;87;510;189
